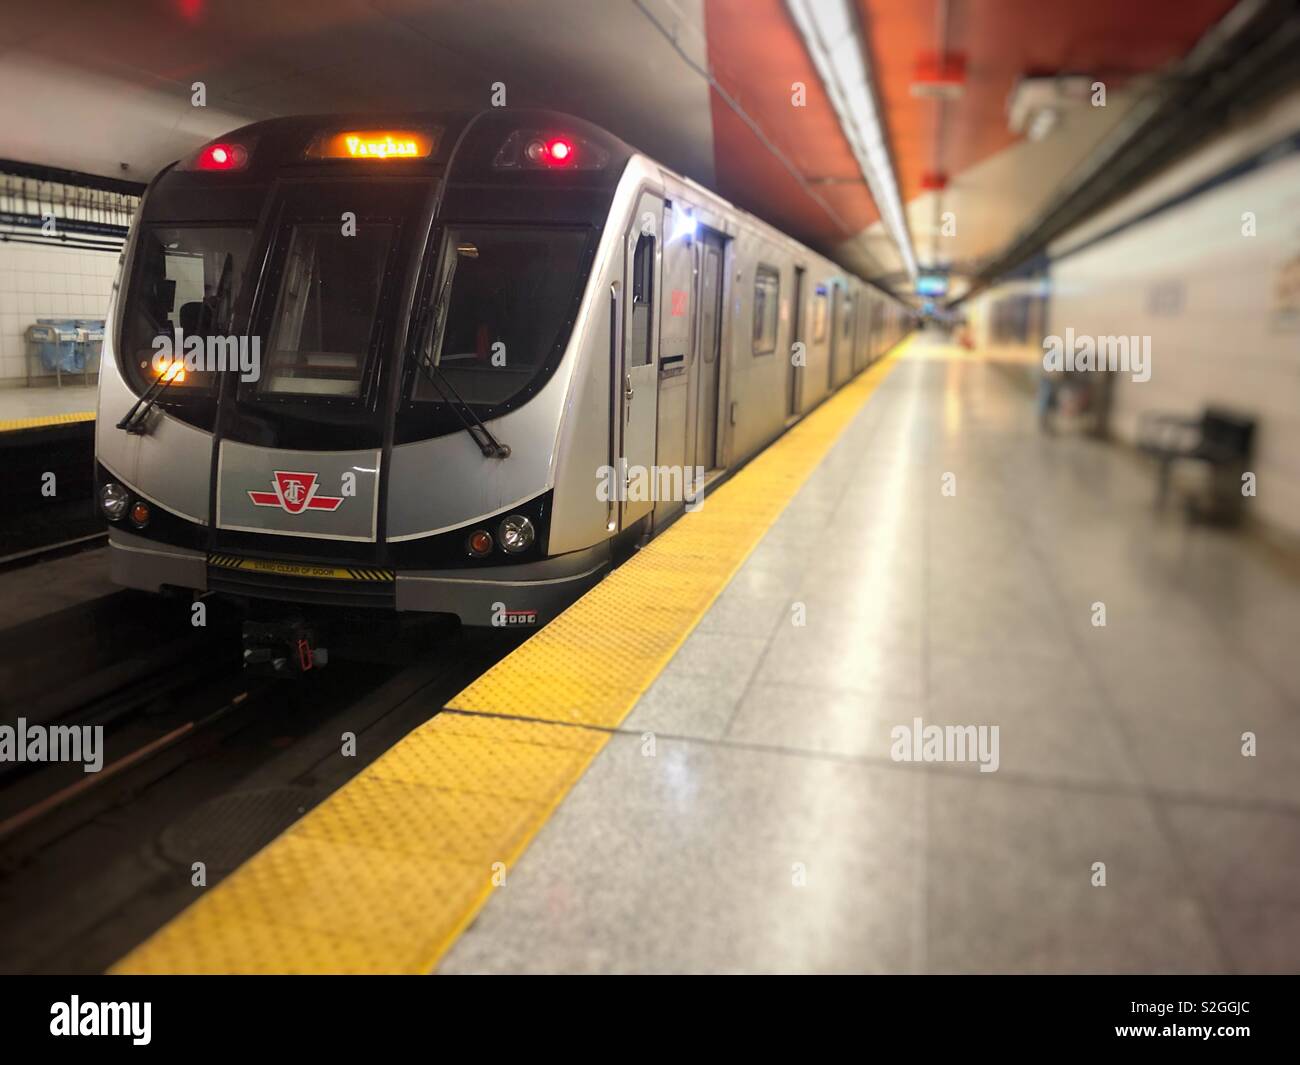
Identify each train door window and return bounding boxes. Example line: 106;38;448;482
260;223;394;398
789;266;804;417
630;230;656;366
841;295;853;339
701;244;721;365
753;265;779;356
812;289;828;343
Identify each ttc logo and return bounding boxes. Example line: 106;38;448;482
248;471;344;514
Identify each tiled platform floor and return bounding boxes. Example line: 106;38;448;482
440;337;1300;974
0;383;96;427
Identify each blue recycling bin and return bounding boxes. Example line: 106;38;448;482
26;324;59;372
33;318;80;372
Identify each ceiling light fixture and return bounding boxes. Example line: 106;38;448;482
785;0;918;281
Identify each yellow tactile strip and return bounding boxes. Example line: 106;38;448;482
452;349;904;726
111;342;907;975
0;410;95;433
113;714;608;974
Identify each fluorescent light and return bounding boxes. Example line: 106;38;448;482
1026;108;1060;142
785;0;918;281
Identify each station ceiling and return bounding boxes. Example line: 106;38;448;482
0;0;1241;294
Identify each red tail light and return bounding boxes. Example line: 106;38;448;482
198;143;247;170
493;130;609;171
180;140;252;172
524;137;576;167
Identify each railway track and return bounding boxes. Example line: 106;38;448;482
0;606;522;973
0;592;251;863
0;686;256;852
0;530;107;574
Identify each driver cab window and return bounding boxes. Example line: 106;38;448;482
411;225;589;407
122;225;252;394
259;223;394;398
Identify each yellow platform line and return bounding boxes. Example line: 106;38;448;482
451;347;903;727
0;410;95;433
111;341;909;975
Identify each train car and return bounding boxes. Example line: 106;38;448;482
94;109;911;667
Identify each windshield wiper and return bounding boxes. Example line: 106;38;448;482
414;358;511;458
416;241;510;459
117;362;180;434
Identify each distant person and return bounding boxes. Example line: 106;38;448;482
1037;365;1061;433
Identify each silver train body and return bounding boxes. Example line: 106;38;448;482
95;110;911;626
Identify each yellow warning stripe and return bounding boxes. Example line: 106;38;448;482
0;410;95;433
111;341;908;975
207;554;394;582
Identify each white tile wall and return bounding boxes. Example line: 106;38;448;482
0;240;120;386
1050;149;1300;538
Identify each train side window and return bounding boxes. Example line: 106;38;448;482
811;290;828;343
753;264;779;356
630;231;655;366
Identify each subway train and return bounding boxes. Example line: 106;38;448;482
94;109;911;664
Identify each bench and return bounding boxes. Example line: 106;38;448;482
1137;407;1255;525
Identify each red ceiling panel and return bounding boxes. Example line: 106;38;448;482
704;0;880;250
703;0;1239;266
859;0;1239;204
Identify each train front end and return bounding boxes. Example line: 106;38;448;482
95;110;629;656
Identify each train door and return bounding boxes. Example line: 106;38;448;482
692;229;725;471
653;200;694;528
827;283;841;390
855;293;871;372
839;291;854;384
617;189;662;530
787;265;804;418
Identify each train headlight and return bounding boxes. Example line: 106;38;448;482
498;514;535;554
100;482;129;521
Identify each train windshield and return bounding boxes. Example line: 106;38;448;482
258;222;396;398
121;225;254;394
413;225;588;408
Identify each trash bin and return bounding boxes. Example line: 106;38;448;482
26;319;81;386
